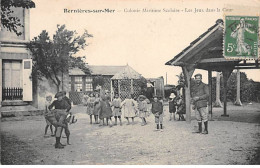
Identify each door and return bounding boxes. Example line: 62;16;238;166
2;60;23;100
22;59;32;101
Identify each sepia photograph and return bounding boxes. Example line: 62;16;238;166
0;0;260;165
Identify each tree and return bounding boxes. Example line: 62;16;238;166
28;24;93;92
1;0;35;36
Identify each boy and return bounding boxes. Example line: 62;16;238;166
151;96;164;131
44;95;54;137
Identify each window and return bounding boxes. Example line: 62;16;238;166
75;83;82;92
85;83;93;92
85;77;92;82
75;76;82;82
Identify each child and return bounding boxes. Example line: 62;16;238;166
176;95;185;121
99;94;113;127
93;92;101;124
86;93;95;124
137;95;148;126
44;95;54;137
112;94;122;126
121;94;138;125
151;96;164;131
169;92;177;121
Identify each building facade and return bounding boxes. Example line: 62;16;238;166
0;7;33;107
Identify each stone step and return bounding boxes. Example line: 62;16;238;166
1;105;44;117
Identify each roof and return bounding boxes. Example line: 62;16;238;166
69;68;85;76
69;65;126;76
165;19;224;66
111;65;142;80
88;65;126;76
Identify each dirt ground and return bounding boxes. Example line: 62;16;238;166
1;102;260;165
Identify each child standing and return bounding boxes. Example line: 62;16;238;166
169;92;177;121
44;95;54;137
121;94;138;125
138;95;148;126
151;96;164;131
86;93;95;124
99;95;113;127
112;94;122;126
93;92;101;124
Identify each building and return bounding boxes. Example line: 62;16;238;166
69;65;147;104
0;4;36;116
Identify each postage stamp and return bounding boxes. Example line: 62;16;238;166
224;15;259;60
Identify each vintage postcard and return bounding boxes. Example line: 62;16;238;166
0;0;260;165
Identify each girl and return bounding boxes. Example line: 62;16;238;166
99;94;113;127
93;92;101;124
121;94;138;125
86;93;95;124
112;93;122;126
137;95;148;126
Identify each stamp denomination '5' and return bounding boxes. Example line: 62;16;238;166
224;16;259;59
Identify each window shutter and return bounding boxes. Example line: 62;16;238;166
22;59;32;101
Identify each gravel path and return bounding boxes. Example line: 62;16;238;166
1;102;260;165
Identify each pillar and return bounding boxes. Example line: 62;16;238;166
221;69;232;117
215;72;223;107
234;69;242;106
182;66;195;123
208;70;213;120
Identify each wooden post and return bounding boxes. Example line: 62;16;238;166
110;80;113;102
215;72;223;107
182;66;195;123
234;69;242;106
131;79;133;94
82;76;86;92
118;80;121;99
221;69;232;117
208;70;213;121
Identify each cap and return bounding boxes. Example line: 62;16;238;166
55;92;63;98
194;73;202;78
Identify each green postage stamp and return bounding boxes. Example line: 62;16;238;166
224;16;259;59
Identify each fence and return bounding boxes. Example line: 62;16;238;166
69;91;91;105
2;87;23;100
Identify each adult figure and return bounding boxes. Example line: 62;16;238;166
146;80;154;101
191;73;209;134
48;92;71;149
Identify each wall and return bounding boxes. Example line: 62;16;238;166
35;73;70;110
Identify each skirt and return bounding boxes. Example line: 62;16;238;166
113;107;122;117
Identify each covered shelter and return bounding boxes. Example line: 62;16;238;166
111;65;143;100
165;19;260;123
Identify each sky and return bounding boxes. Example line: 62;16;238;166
30;0;260;85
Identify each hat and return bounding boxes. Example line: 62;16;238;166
194;73;202;78
138;95;146;100
55;92;63;98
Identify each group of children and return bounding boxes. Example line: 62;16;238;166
83;91;185;131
